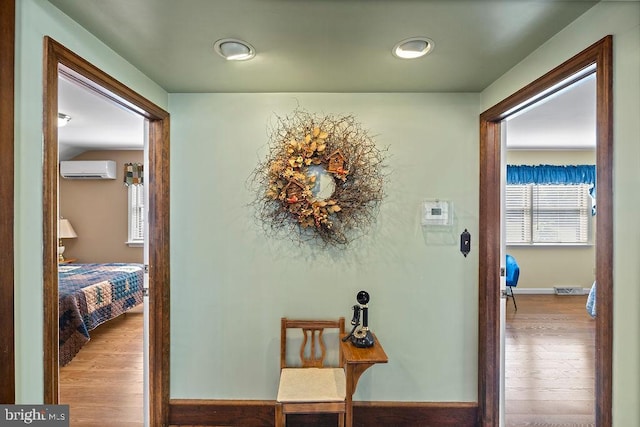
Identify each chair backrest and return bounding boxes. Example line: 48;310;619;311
280;318;345;370
506;254;520;287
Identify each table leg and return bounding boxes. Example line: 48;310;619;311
345;363;354;427
345;362;376;427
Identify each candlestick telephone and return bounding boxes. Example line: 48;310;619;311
342;290;375;348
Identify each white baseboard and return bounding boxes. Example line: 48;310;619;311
511;288;555;294
511;287;590;295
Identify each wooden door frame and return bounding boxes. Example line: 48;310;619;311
43;37;171;426
0;0;15;404
478;35;613;426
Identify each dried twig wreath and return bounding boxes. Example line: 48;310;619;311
250;109;386;246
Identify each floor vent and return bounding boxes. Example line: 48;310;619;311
554;286;585;295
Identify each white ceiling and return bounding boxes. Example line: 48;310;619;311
506;73;596;150
51;0;601;157
58;75;144;160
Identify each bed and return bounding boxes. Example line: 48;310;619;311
58;263;144;366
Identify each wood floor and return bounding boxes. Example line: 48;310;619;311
59;306;144;427
505;294;595;427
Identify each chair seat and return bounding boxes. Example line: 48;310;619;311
277;368;346;403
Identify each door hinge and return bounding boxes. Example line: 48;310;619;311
500;289;508;299
144;264;149;274
143;287;150;297
500;267;506;277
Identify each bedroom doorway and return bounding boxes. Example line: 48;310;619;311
42;37;170;426
478;36;613;426
56;66;148;424
501;70;597;425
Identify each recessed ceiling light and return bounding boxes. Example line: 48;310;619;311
214;38;255;61
392;37;434;59
58;113;71;127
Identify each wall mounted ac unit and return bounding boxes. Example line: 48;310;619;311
60;160;117;179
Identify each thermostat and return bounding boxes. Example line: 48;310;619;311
421;200;453;226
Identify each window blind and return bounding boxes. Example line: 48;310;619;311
505;184;532;243
128;184;144;242
506;183;590;245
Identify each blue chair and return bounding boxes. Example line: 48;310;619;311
505;254;520;310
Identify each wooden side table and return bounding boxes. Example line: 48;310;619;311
340;332;388;427
58;258;77;264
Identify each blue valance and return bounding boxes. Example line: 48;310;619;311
507;164;596;214
507;164;595;187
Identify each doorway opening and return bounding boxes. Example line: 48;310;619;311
478;36;612;426
502;70;597;425
42;37;171;426
56;66;148;424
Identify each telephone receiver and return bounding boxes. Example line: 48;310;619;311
342;290;375;348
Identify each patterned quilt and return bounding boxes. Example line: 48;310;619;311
58;263;144;366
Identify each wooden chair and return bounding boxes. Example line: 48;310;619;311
275;317;346;427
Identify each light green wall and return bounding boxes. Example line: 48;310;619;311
507;150;596;290
14;0;168;403
169;93;480;400
482;2;640;425
15;0;639;421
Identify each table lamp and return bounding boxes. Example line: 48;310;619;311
58;218;77;262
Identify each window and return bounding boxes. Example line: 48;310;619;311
506;183;591;245
128;184;144;246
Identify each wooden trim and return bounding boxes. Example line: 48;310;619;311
169;399;478;427
42;37;171;426
478;35;613;426
169;400;274;427
477;119;501;426
0;0;15;404
594;35;613;427
42;34;60;406
148;111;171;427
352;401;477;426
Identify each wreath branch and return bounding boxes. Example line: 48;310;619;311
249;109;387;246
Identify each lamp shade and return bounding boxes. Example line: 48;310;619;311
59;218;78;239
